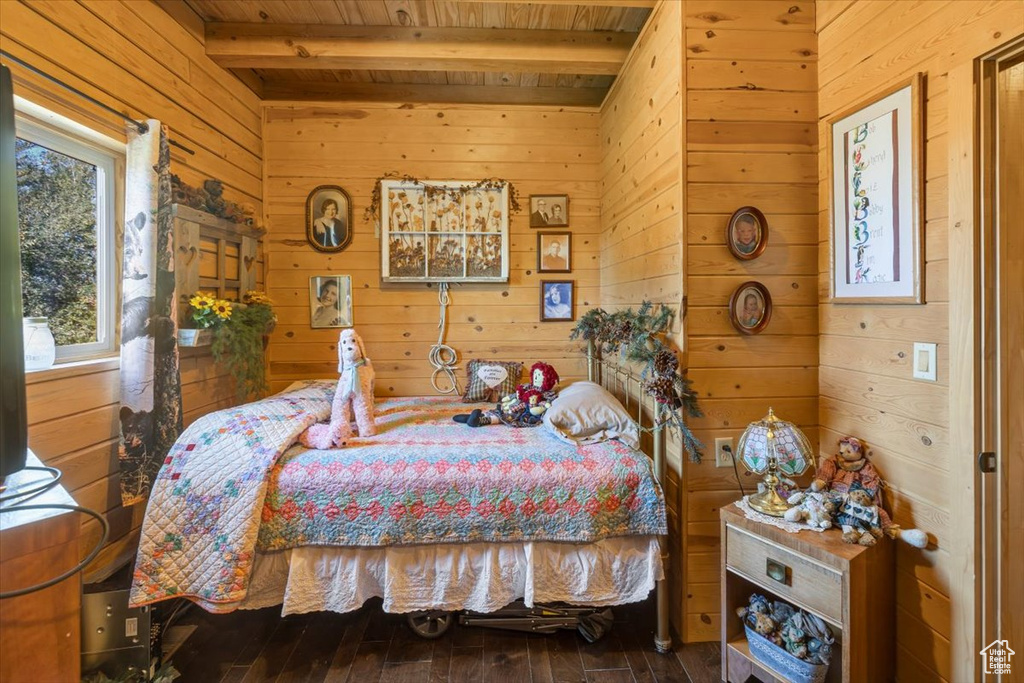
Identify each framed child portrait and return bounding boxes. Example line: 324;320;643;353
728;281;772;335
537;232;571;273
306;185;352;253
540;280;574;322
727;206;768;260
309;275;353;329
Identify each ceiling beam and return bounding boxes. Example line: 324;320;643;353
260;81;608;107
206;23;636;75
466;0;656;5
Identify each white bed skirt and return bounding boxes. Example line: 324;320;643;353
239;536;663;616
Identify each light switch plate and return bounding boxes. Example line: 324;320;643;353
912;342;937;381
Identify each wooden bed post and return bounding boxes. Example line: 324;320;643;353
653;419;671;653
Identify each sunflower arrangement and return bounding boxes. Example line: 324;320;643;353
186;290;276;401
188;292;233;328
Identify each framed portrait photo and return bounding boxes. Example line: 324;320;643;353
306;185;352;253
727;206;768;260
529;194;569;228
309;275;353;329
537;232;571;273
828;73;923;303
728;281;772;335
540;280;574;322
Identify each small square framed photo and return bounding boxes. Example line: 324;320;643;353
529;194;569;228
540;280;574;322
537;232;571;273
309;275;353;329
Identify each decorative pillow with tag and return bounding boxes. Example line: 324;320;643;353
462;360;522;403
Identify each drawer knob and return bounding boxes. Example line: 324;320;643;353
766;558;790;585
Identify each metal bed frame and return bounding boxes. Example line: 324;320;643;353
585;341;672;654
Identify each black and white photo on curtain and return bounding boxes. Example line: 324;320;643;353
118;119;182;506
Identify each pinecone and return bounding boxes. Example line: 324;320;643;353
653;350;678;375
643;376;675;404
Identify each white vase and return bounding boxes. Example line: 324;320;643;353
23;317;56;370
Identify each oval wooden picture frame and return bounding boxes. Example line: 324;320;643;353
729;281;772;335
726;206;768;261
306;184;353;253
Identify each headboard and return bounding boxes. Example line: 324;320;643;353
584;339;671;653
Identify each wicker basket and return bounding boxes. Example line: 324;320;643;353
744;625;829;683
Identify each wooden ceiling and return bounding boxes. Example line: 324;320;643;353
179;0;653;106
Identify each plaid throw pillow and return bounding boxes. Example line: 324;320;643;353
462;360;522;403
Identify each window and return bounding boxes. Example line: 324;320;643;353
15;117;119;361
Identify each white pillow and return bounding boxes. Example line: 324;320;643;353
543;381;639;449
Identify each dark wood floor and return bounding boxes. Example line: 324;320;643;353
169;596;721;683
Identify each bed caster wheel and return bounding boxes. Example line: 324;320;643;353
406;611;453;639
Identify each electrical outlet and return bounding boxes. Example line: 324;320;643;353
715;437;734;468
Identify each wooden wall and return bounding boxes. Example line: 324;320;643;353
681;0;819;643
816;2;1024;681
261;104;601;395
597;0;685;634
4;0;263;580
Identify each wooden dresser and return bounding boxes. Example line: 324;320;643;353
0;451;82;682
720;503;894;683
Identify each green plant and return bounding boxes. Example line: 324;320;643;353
209;292;275;402
570;301;704;462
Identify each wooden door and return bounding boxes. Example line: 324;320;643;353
980;42;1024;680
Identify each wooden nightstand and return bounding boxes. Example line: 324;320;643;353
720;503;894;683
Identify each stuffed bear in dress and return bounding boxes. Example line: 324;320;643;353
811;436;928;548
299;328;376;449
835;482;885;545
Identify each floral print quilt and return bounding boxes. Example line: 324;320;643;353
130;383;666;611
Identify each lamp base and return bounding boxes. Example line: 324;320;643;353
747;486;792;517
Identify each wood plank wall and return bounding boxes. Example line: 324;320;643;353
261;104;601;395
4;0;263;581
680;1;819;643
817;2;1024;681
597;0;685;635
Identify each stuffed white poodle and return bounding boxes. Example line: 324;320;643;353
300;329;376;449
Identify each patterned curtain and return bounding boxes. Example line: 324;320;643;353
118;120;183;506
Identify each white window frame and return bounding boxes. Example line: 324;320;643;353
14;116;119;362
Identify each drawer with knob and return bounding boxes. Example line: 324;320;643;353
725;523;843;624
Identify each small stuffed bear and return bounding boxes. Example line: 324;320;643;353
811;436;929;548
300;329;376;449
784;490;838;530
835;482;885;546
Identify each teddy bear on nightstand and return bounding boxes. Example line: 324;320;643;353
811;436;929;548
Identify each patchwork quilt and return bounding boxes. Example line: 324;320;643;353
130;383;666;612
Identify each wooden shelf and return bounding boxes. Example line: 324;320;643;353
726;637;787;683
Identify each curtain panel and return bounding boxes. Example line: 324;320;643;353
118;120;182;506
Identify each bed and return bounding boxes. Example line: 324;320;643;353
130;346;673;651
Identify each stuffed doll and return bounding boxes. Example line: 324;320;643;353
783;490;838;530
299;329;376;449
835;482;884;545
811;436;929;548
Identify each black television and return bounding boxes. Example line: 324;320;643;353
0;64;29;481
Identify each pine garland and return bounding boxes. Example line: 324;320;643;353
571;301;704;462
